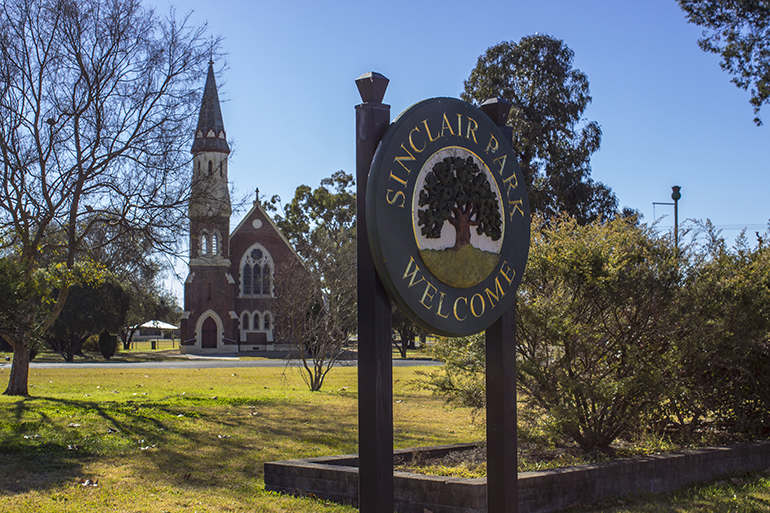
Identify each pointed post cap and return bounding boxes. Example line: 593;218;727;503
481;97;512;126
356;72;389;104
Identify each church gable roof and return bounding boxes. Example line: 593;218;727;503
191;62;230;154
230;201;306;269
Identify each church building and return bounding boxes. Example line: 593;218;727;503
180;63;305;353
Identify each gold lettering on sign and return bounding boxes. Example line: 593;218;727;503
470;293;485;317
499;260;515;285
394;143;417;173
386;189;406;208
465;117;479;144
502;168;517;191
419;281;438;309
508;199;525;220
409;126;426;153
402;257;426;288
485;134;499;155
494;155;508;175
422;119;440;143
436;291;450;319
389;171;408;187
453;296;468;322
440;113;455;138
484;275;507;308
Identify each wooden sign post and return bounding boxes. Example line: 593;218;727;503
356;73;530;512
355;71;394;513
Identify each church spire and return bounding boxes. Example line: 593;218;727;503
191;61;230;154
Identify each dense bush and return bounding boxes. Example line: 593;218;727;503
98;332;118;360
661;226;770;437
45;276;129;362
416;216;770;452
516;215;678;452
417;333;486;413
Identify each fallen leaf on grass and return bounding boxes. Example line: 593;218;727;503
107;427;118;434
67;445;80;451
218;434;231;439
79;478;98;487
23;434;41;439
68;423;81;428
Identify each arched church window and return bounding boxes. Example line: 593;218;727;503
263;262;271;293
252;311;262;331
241;311;250;331
263;311;273;330
212;231;220;256
208;160;213;175
253;261;262;295
200;231;209;256
240;245;273;297
243;263;252;295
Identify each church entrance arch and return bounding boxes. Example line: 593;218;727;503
195;310;224;350
201;317;217;348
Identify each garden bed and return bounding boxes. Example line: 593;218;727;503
264;440;770;513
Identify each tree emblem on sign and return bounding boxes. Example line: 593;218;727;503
418;156;502;250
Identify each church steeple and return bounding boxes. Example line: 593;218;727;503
189;61;231;224
191;61;230;154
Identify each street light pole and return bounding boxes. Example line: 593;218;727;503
671;186;681;252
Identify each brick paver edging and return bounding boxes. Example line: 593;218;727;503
264;441;770;513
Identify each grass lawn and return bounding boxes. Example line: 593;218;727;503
0;364;480;512
0;362;769;512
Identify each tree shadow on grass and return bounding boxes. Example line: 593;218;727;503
0;390;472;496
0;395;360;494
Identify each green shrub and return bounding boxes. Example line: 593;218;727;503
98;332;118;360
663;225;770;436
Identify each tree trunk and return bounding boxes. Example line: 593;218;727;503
406;332;416;350
120;327;138;350
449;203;476;250
4;344;31;396
452;219;472;250
65;338;75;363
395;329;409;358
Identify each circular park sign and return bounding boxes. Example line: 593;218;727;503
366;97;530;337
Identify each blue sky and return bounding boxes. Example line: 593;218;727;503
160;0;769;296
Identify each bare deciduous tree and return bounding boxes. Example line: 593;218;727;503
273;235;356;392
0;0;218;395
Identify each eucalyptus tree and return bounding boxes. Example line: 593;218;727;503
678;0;770;125
462;35;619;224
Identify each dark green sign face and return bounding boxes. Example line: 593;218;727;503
367;97;530;337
